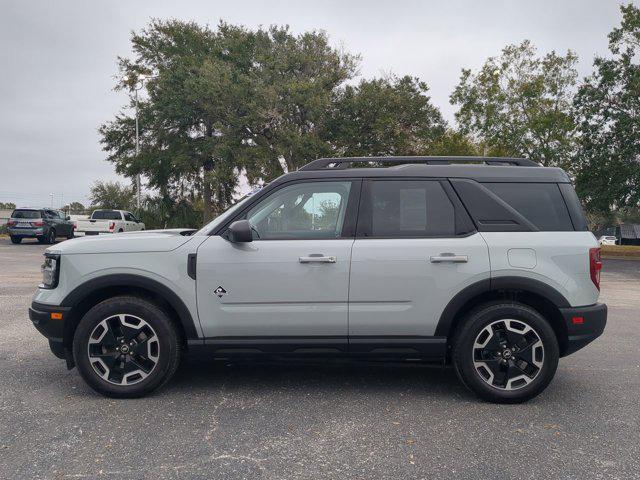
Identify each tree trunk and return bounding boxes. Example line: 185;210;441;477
202;163;214;224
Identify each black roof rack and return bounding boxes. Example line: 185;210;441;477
298;156;539;171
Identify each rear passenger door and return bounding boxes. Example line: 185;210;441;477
348;179;490;343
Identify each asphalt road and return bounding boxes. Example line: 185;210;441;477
0;238;638;479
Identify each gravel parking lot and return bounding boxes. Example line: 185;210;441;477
0;238;638;479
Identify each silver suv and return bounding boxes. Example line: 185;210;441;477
29;157;607;403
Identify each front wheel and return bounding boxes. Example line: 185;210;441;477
73;296;181;398
452;302;559;403
10;236;21;244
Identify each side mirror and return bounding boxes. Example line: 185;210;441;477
65;216;71;221
227;220;253;243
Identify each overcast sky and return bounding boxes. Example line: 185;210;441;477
0;0;628;207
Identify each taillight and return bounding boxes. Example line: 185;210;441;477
589;247;602;290
7;219;15;226
109;221;115;230
32;221;44;227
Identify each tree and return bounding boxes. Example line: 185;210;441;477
573;4;640;216
243;27;358;179
89;181;135;210
327;76;446;157
451;41;579;168
100;21;357;223
0;202;16;210
62;202;86;214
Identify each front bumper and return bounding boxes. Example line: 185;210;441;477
559;303;607;356
29;301;71;360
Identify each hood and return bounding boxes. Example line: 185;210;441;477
47;229;198;255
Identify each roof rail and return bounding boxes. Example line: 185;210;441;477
298;156;539;171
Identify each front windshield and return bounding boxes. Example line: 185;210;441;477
194;194;254;235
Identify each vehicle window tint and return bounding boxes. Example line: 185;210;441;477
246;181;352;240
483;183;573;231
367;180;455;237
92;210;121;220
124;212;135;221
11;210;41;219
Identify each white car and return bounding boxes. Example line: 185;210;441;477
29;156;607;403
75;209;145;235
598;235;617;246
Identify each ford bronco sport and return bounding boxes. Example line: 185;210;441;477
29;156;607;403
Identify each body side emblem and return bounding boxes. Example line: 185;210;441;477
214;286;227;298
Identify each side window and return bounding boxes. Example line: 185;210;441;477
361;180;456;237
246;181;353;240
483;183;573;231
124;212;135;221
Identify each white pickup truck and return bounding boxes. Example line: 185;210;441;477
75;209;145;235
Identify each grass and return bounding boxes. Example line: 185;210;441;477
601;244;640;258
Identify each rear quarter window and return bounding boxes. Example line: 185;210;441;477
483;183;574;231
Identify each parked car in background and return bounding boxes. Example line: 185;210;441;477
7;208;74;244
598;235;617;246
75;209;145;235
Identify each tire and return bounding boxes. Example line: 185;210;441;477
37;236;46;244
47;229;56;244
118;229;124;233
452;302;559;404
73;296;181;398
10;236;21;244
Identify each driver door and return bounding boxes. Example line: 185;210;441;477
195;180;360;344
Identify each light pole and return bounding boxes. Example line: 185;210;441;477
124;74;155;212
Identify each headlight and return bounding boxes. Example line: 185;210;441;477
40;254;60;289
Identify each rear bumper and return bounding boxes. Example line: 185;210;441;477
8;227;44;238
559;303;607;356
29;301;70;359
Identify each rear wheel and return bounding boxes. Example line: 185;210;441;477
10;236;21;244
73;296;180;398
452;302;559;403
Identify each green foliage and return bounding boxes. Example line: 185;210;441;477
573;4;640;215
450;40;579;168
89;181;135;210
100;21;358;223
136;195;203;230
99;20;450;225
327;76;446;157
0;202;16;210
62;202;87;214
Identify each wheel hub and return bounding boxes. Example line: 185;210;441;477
472;319;545;391
87;314;160;386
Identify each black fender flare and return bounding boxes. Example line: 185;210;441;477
61;274;200;339
434;276;571;337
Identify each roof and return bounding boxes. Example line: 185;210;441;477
282;156;571;184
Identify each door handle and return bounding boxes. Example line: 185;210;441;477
299;255;337;263
430;253;468;263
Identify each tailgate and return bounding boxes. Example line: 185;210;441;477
76;220;111;232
